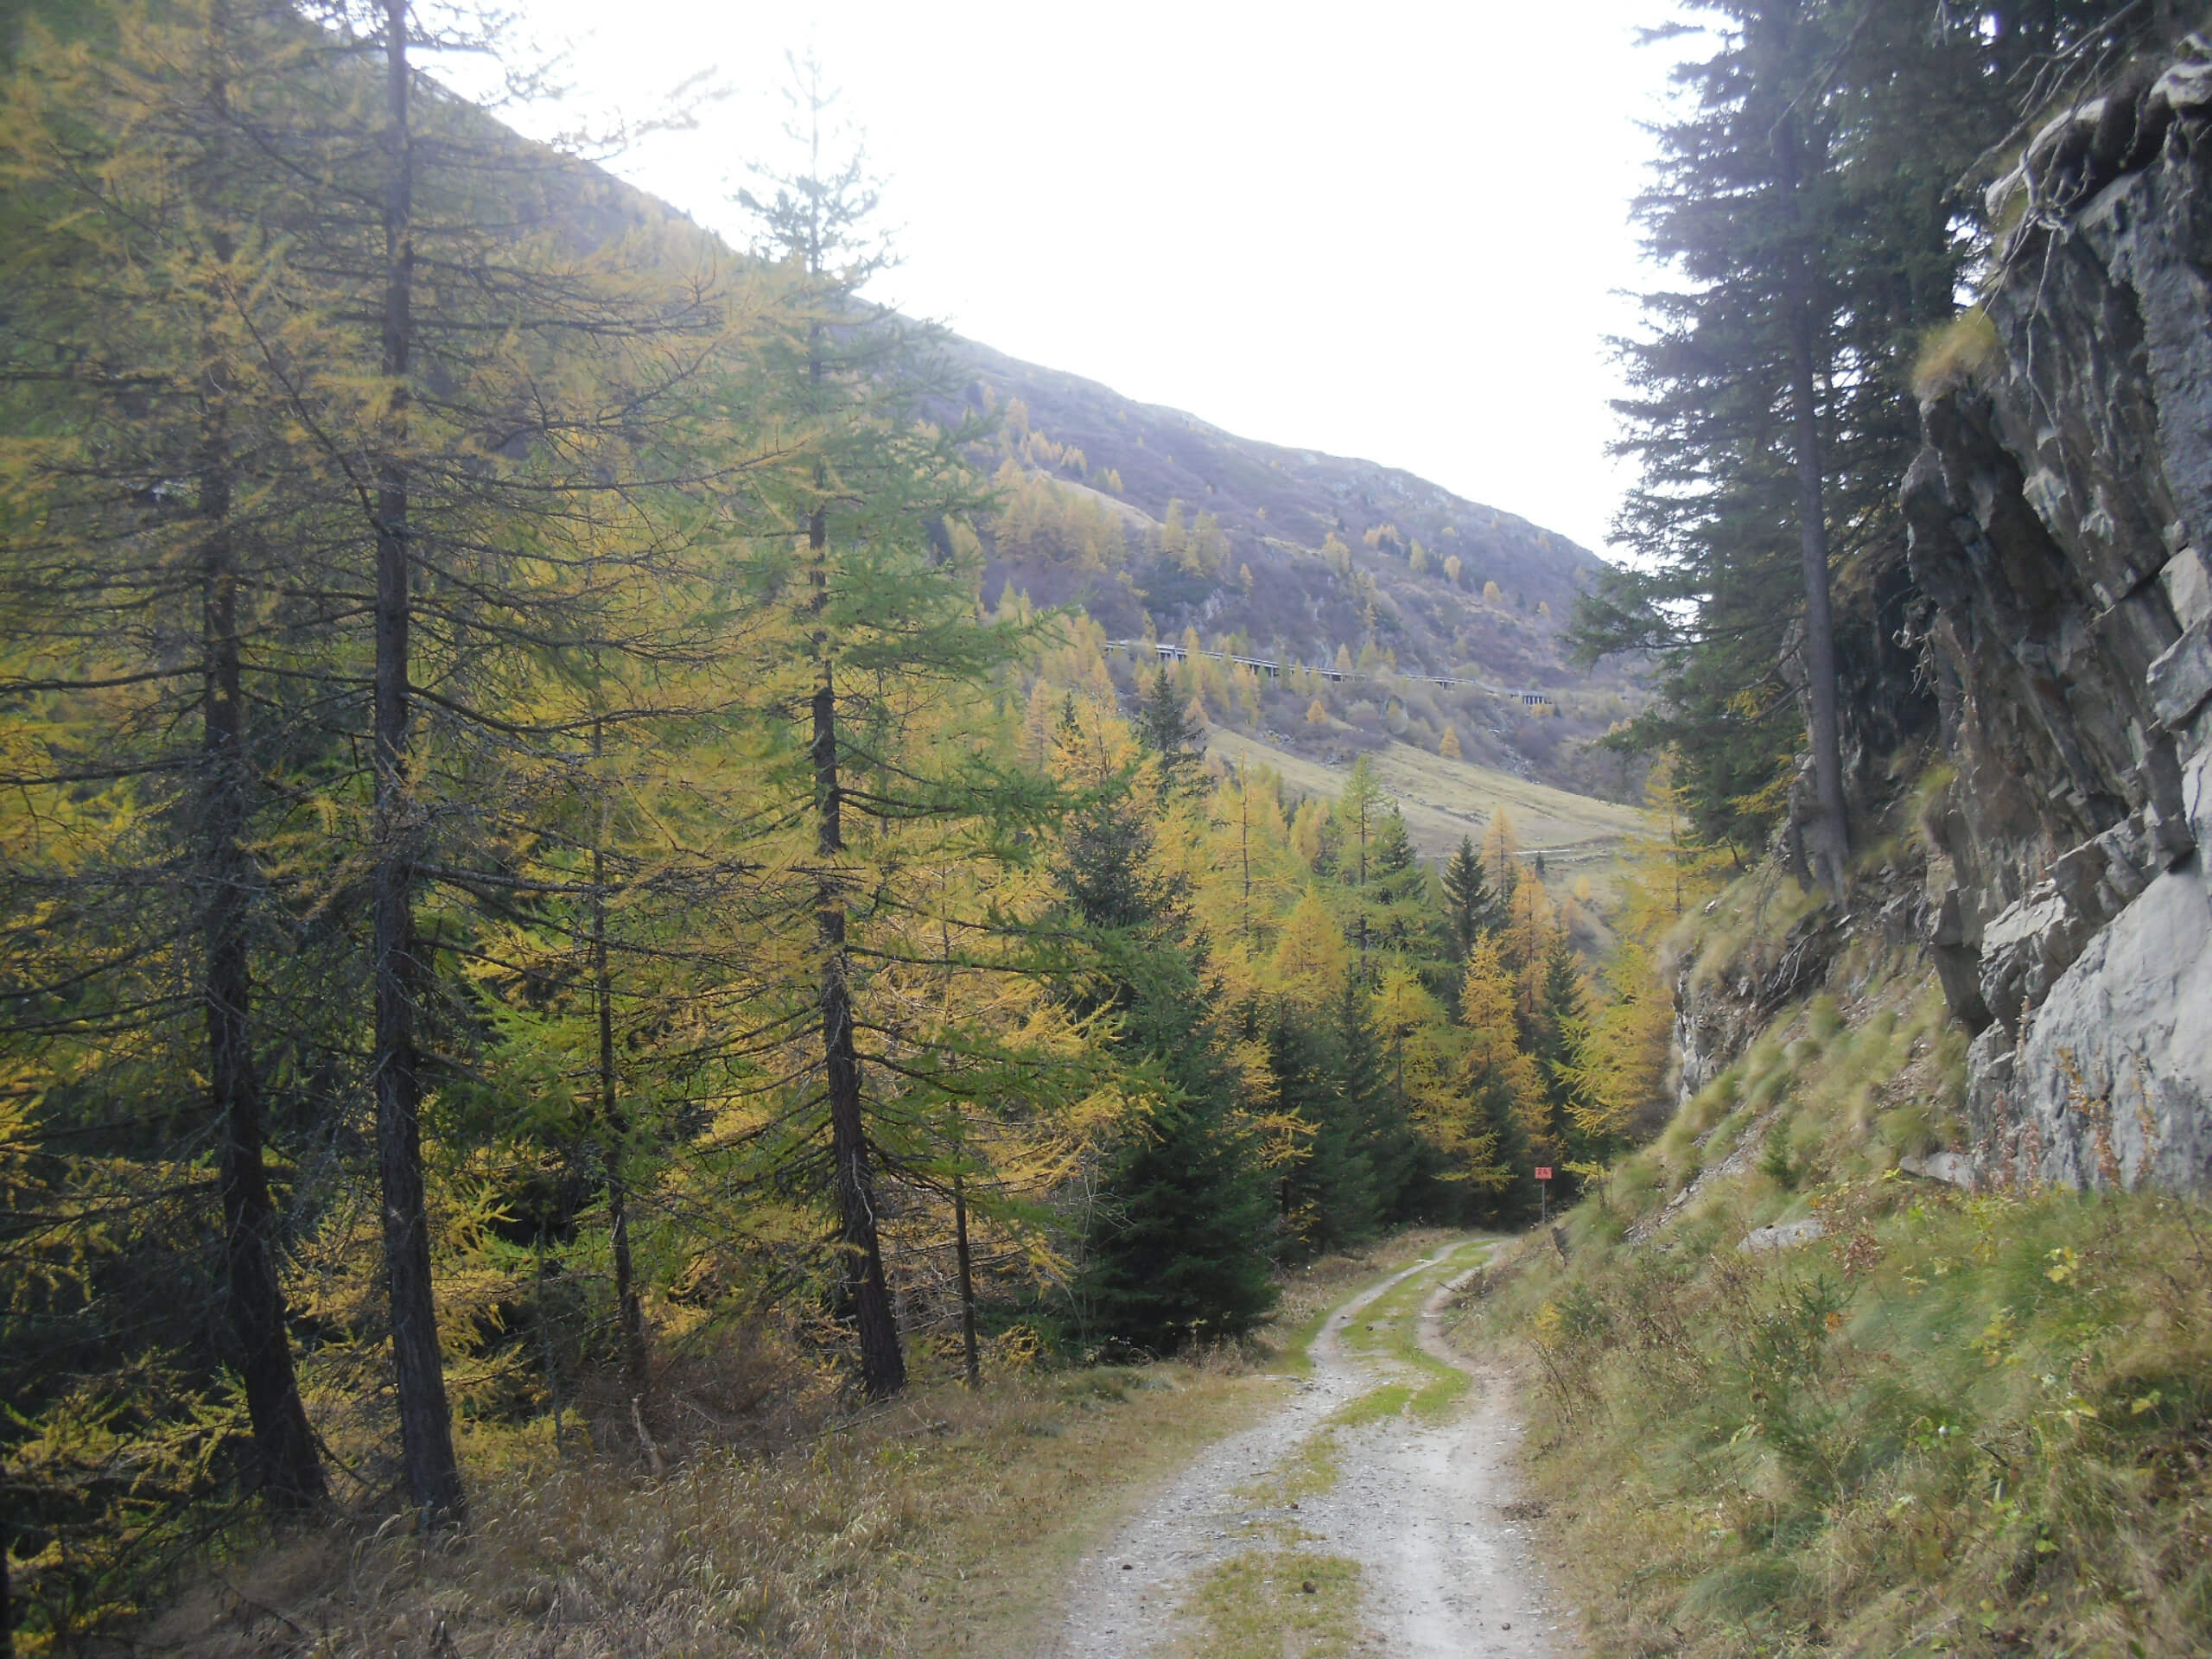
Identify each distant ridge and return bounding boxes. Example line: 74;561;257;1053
946;336;1606;623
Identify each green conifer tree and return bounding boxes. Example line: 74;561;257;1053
1056;738;1274;1354
1367;807;1426;952
1338;984;1421;1224
1135;665;1203;793
1266;1007;1376;1254
1441;835;1496;957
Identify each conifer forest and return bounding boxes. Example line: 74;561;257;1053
5;3;2212;1656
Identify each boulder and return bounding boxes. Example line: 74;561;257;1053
2008;863;2212;1190
1739;1219;1826;1254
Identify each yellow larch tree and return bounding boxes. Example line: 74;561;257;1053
1270;889;1351;1007
1458;937;1547;1147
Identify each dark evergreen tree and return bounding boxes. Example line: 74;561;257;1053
1264;982;1429;1251
1572;0;2158;861
1057;766;1274;1354
1367;807;1426;953
1266;1005;1376;1255
1080;1027;1279;1355
1338;985;1422;1224
1440;835;1495;957
1135;667;1203;794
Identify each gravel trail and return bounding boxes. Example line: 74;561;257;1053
1043;1243;1577;1656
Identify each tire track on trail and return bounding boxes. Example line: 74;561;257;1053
1044;1241;1579;1656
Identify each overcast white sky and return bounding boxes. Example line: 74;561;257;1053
476;1;1683;558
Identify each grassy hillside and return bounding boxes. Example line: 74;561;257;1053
1451;867;2212;1656
1205;727;1647;867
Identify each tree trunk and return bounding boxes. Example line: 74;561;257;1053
953;1159;979;1389
815;673;905;1395
590;721;647;1386
194;9;325;1513
1237;762;1251;941
1776;105;1851;899
372;0;461;1523
810;499;905;1397
202;443;325;1511
938;897;979;1389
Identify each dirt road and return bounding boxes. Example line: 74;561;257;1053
1045;1242;1577;1656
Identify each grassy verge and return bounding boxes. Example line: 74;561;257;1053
143;1232;1462;1659
144;1360;1266;1659
1459;963;2212;1656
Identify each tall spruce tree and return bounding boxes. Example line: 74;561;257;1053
1135;665;1203;794
1055;716;1274;1353
1336;983;1421;1225
1366;806;1425;954
1266;1004;1379;1253
1441;834;1496;957
1572;0;2155;864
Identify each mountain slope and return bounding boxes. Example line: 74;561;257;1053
943;342;1644;797
948;337;1608;626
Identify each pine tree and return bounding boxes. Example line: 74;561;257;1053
1366;807;1424;952
1566;0;2149;864
1440;835;1495;957
1136;665;1203;792
1264;999;1378;1254
1337;983;1421;1224
1053;715;1274;1353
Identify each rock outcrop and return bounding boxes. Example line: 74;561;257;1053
1672;906;1841;1116
1906;35;2212;1192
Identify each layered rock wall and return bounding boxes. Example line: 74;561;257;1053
1906;39;2212;1190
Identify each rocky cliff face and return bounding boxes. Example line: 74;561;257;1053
1904;37;2212;1191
